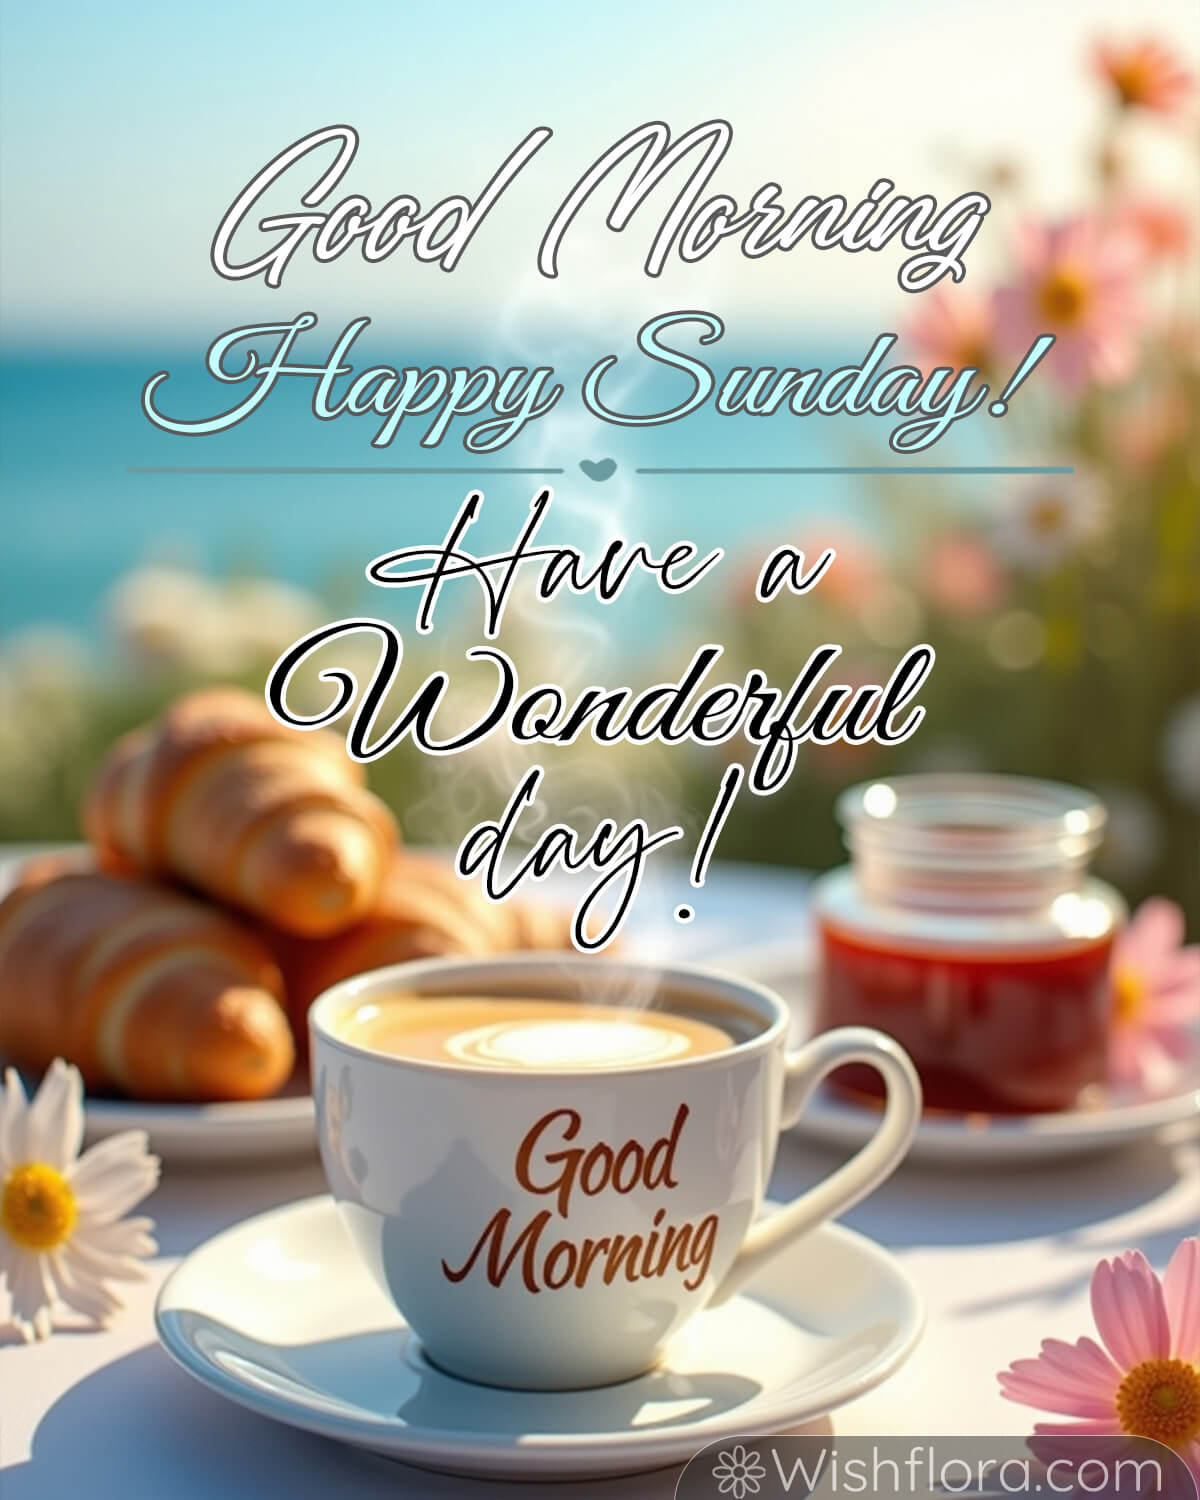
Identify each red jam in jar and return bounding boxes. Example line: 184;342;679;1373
811;775;1124;1114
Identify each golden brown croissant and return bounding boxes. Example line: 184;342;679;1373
84;688;398;937
0;870;294;1101
271;851;574;1038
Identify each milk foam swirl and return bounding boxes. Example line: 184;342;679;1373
444;1018;695;1070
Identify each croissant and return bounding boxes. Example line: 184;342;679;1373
84;688;398;937
271;851;574;1038
0;870;294;1101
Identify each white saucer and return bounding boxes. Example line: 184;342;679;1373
155;1195;923;1480
718;938;1200;1164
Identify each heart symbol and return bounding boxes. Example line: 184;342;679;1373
579;458;617;483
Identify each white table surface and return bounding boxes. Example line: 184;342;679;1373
2;859;1198;1499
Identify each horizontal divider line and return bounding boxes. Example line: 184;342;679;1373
635;465;1074;475
126;464;1073;477
126;465;565;475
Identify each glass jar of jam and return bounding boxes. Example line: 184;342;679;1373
811;774;1124;1114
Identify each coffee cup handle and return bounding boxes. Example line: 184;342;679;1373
710;1026;921;1306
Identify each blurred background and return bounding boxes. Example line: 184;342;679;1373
0;0;1197;921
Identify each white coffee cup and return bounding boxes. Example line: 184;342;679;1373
309;954;921;1390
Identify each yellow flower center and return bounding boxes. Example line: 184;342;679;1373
1;1162;78;1251
1116;1358;1200;1447
1112;965;1145;1024
1037;267;1090;327
955;337;991;374
1109;60;1154;109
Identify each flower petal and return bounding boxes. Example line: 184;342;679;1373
1148;984;1200;1024
69;1129;152;1179
1115;901;1189;994
1050;339;1093;394
24;1059;84;1171
1036;1337;1123;1401
1153;947;1200;995
55;1275;121;1325
1031;1419;1130;1440
1108;1030;1148;1087
51;1247;123;1325
70;1132;159;1222
1145;1024;1198;1063
1177;1438;1200;1489
75;1216;157;1260
63;1235;149;1286
0;1068;29;1166
6;1250;56;1341
1091;1251;1170;1367
998;1337;1121;1419
1163;1238;1200;1363
1132;899;1186;958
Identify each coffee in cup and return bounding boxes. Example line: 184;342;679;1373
337;994;737;1070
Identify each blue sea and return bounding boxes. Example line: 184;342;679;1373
0;340;999;652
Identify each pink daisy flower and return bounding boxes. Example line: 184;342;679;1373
999;1240;1200;1481
1109;899;1200;1092
993;218;1144;393
907;287;996;376
1093;38;1194;118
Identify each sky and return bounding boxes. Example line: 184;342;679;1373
1;0;1196;350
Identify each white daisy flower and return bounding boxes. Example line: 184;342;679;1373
993;469;1108;573
0;1060;160;1341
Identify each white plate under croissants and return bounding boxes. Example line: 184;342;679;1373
78;1076;317;1160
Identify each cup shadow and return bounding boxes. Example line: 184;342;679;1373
6;1327;810;1500
162;1305;763;1430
